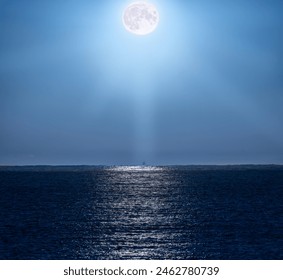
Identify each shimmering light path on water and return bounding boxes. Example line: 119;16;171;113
0;166;282;259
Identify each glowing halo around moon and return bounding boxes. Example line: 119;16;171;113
122;1;159;35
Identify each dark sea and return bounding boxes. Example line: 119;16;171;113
0;165;282;260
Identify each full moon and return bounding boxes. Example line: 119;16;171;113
122;1;159;36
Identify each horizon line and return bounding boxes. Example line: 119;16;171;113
1;163;283;167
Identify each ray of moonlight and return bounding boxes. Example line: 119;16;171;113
122;1;159;35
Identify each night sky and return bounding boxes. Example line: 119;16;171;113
0;0;282;165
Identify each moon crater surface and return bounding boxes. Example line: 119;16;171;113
123;1;159;35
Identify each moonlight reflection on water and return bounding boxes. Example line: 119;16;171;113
0;166;282;259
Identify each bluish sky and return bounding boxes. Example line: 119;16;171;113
0;0;282;165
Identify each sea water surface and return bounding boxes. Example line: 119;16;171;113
0;165;282;259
